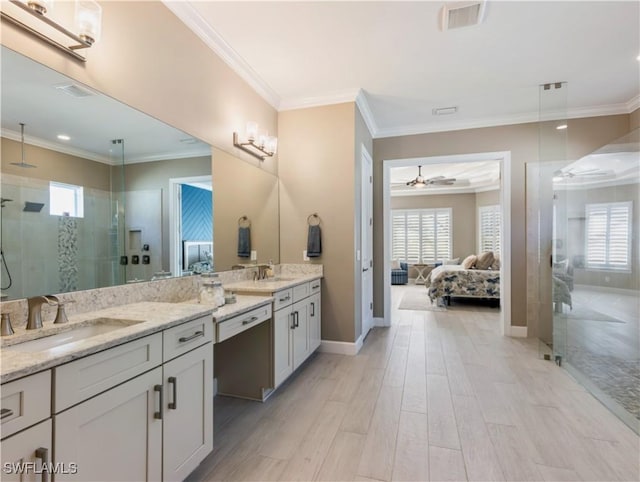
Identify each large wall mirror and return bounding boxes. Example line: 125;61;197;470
1;46;279;301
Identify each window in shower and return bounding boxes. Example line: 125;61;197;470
50;181;84;218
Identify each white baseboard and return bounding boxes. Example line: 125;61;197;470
509;326;528;338
574;284;638;296
373;317;387;327
319;338;361;356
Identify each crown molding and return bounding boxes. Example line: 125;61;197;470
278;88;361;112
626;94;640;113
162;0;280;109
375;100;637;139
355;90;378;138
1;129;112;164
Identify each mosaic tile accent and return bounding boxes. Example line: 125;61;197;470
58;216;79;293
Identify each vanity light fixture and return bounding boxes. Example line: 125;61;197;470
233;122;278;161
0;0;102;62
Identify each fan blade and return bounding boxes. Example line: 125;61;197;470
429;178;457;184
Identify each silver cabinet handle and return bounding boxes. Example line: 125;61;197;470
279;294;291;302
35;447;48;482
168;377;177;410
362;267;369;272
294;311;299;328
310;302;315;317
1;408;13;420
154;385;163;419
179;330;204;343
290;313;295;330
312;284;320;289
242;316;259;326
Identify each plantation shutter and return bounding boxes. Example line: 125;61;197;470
479;205;501;256
586;202;631;270
391;208;452;264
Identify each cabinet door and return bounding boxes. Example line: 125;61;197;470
274;308;294;387
292;299;309;370
1;419;51;482
163;343;213;482
54;367;163;481
308;292;321;353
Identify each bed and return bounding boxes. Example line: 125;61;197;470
426;264;500;305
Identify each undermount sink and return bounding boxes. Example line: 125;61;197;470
3;317;143;353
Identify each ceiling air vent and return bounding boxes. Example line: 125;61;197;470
54;83;97;98
441;1;487;30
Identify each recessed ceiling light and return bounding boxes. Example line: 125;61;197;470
432;106;458;116
556;124;568;130
57;134;71;140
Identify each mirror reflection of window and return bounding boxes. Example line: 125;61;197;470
49;181;84;218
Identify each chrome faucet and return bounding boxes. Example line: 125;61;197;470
26;296;53;330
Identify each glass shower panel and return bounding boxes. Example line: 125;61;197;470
109;139;126;286
536;82;569;362
558;129;640;433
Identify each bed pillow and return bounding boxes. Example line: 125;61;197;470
475;251;495;270
461;254;477;269
391;259;401;270
491;254;501;270
443;257;461;265
552;258;569;275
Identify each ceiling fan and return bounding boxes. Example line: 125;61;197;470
404;165;456;187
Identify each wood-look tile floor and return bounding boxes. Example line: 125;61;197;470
188;285;640;481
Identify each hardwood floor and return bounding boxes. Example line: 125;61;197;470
188;285;639;481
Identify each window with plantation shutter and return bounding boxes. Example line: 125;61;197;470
391;209;452;264
586;202;632;270
478;205;500;256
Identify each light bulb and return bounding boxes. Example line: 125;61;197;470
246;122;258;142
75;0;102;45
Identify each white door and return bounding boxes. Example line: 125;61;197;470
274;308;293;387
308;292;321;352
361;147;374;338
54;367;163;481
163;343;213;482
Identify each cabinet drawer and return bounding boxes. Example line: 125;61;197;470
292;282;310;303
163;315;213;362
273;289;293;311
55;333;162;413
1;371;51;439
217;304;272;343
309;279;321;295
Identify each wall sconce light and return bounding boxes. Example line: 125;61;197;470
233;122;278;161
0;0;102;62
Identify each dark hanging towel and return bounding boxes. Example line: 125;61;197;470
307;225;322;258
238;226;251;257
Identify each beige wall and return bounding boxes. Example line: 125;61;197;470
213;148;279;272
1;1;278;175
391;193;477;268
278;103;357;343
630;108;640;130
373;114;631;328
1;138;111;190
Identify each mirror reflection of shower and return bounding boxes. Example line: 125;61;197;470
1;197;14;295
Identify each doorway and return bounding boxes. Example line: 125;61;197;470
169;175;213;278
382;151;512;335
361;145;374;340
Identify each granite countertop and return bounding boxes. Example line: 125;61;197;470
225;274;322;294
0;301;214;384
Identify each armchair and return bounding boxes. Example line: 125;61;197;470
391;261;409;285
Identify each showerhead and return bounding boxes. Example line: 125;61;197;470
10;123;37;169
0;198;13;208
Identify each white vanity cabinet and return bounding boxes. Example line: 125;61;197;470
51;314;213;481
1;371;52;482
273;280;322;388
